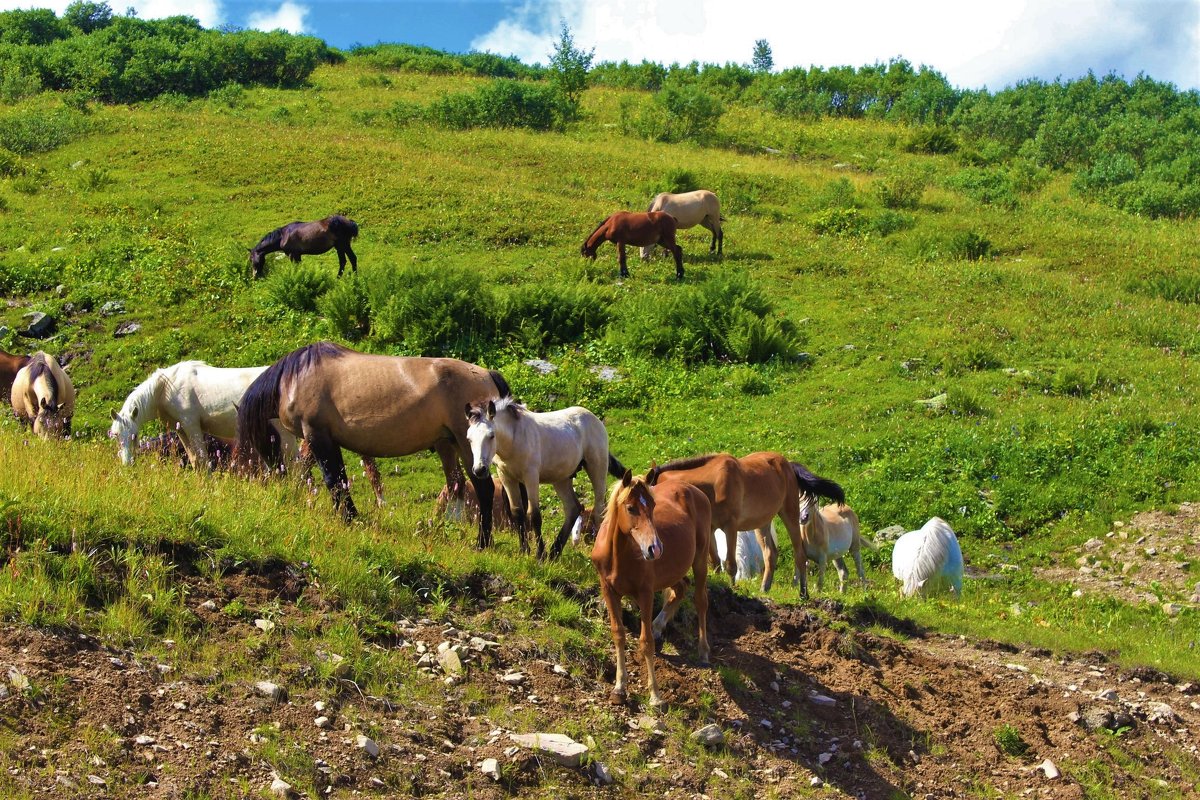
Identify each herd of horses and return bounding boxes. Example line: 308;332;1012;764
1;187;965;705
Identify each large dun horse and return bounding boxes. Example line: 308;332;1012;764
10;351;75;438
0;348;30;403
581;211;684;280
236;342;511;546
249;215;359;278
642;190;723;260
592;470;711;707
647;452;844;596
466;397;625;560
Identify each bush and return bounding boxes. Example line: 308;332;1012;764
626;84;724;143
950;230;993;261
426;79;567;131
492;283;612;351
0;64;41;104
0;108;90;153
947;167;1019;209
0;145;21;176
904;126;958;154
868;209;915;237
993;724;1029;757
266;262;334;312
808;207;864;236
317;274;370;340
1127;271;1200;305
873;170;924;209
815;177;859;209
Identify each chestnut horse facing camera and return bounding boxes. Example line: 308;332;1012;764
591;470;711;707
581;211;684;280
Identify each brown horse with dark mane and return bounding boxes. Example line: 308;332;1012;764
646;452;844;596
581;211;683;280
249;215;359;278
235;342;510;547
592;470;711;706
0;348;30;403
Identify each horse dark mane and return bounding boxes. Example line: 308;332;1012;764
791;461;845;505
236;342;350;470
488;369;511;399
645;453;719;485
581;218;610;254
252;224;293;254
26;355;57;405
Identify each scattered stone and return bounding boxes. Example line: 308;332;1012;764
437;648;464;677
133;735;155;746
1145;702;1175;724
314;716;331;729
254;618;275;633
874;524;906;542
368;777;386;789
86;775;106;786
356;734;380;758
500;671;525;685
1084;538;1103;551
818;752;833;765
314;700;327;712
523;358;556;375
1072;589;1084;598
0;326;8;339
770;681;780;692
1163;603;1183;617
269;775;292;798
172;702;187;711
21;311;54;338
760;719;773;729
7;668;29;692
480;757;500;781
467;636;501;651
99;301;125;316
810;776;823;787
1038;759;1060;779
509;733;588;767
713;767;729;779
690;724;725;747
1145;547;1158;557
593;761;614;785
552;664;569;677
1077;707;1115;731
113;321;141;337
255;681;286;702
198;600;217;611
1095;688;1119;702
809;692;837;708
916;392;948;410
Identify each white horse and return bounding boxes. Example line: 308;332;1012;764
10;351;75;438
109;361;295;469
892;517;963;598
641;190;723;259
714;527;772;582
466;397;624;560
799;496;876;593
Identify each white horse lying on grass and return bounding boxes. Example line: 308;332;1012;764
892;517;963;598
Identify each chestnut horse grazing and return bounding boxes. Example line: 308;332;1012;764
0;348;30;402
581;211;683;280
642;190;723;259
592;471;711;707
647;452;844;596
249;215;359;278
10;351;75;438
236;342;510;546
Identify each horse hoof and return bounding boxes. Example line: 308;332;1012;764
609;690;627;705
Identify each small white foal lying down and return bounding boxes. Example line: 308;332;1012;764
891;517;963;598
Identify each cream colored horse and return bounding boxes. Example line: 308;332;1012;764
641;190;723;259
110;361;299;470
466;397;625;560
11;351;75;438
799;496;875;593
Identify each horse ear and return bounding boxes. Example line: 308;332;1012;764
464;402;473;419
486;400;496;420
621;468;632;487
110;409;120;421
39;397;49;410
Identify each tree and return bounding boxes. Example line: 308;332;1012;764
64;1;114;33
548;21;593;112
751;39;773;73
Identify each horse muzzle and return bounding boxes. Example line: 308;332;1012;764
472;465;490;479
642;537;663;561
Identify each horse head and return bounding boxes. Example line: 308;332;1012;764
613;470;662;561
580;242;597;259
799;492;815;525
109;406;140;466
464;401;497;479
248;248;265;278
34;398;68;438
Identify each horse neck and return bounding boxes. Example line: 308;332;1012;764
122;373;162;434
584;219;609;250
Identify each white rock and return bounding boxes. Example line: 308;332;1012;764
593;761;614;785
255;681;286;702
810;776;823;787
690;724;724;746
1163;603;1183;617
480;757;501;780
1095;688;1119;702
199;600;217;611
809;693;837;707
86;775;106;786
254;618;275;633
314;701;327;713
552;664;569;676
501;672;525;684
509;733;588;767
270;775;292;797
356;735;380;758
1038;759;1060;779
133;735;155;746
314;716;331;729
712;767;729;779
438;649;464;677
818;752;833;765
1146;702;1175;724
7;668;29;692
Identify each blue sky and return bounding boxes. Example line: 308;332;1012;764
2;0;1199;91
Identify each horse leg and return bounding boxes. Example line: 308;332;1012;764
548;480;580;560
639;244;654;261
471;471;498;549
638;587;664;706
816;553;828;594
601;582;628;703
851;543;866;589
652;580;689;640
617;242;629;279
756;526;778;593
693;545;711;665
336;248;347;278
345;243;357;274
524;479;545;561
179;420;209;472
498;472;526;553
289;252;301;264
306;428;357;521
778;509;808;598
671;243;684;280
833;556;849;593
362;456;385;506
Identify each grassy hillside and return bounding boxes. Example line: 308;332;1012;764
1;53;1199;798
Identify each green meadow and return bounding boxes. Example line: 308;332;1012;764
0;31;1199;796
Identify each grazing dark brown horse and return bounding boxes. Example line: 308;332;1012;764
647;452;844;596
0;348;30;403
235;342;510;547
592;470;711;707
581;211;684;280
249;215;359;278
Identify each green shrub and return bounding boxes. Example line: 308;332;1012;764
868;209;915;237
873;170;924;209
493;283;612;351
266;262;334;312
427;79;566;131
626;84;724;143
808;207;864;236
815;177;859;209
904;126;958;154
0;108;90;154
367;265;491;355
948;167;1019;209
950;230;993;261
0;64;40;104
993;724;1029;757
1127;271;1200;305
208;82;245;109
317;274;370;340
660;168;699;195
0;145;20;176
728;366;772;395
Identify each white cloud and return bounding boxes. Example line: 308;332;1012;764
470;0;1200;90
0;0;223;28
246;1;309;34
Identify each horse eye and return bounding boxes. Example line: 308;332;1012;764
625;504;636;515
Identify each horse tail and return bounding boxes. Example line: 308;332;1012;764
236;358;288;473
488;368;512;399
607;453;626;479
330;215;359;240
791;461;845;505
